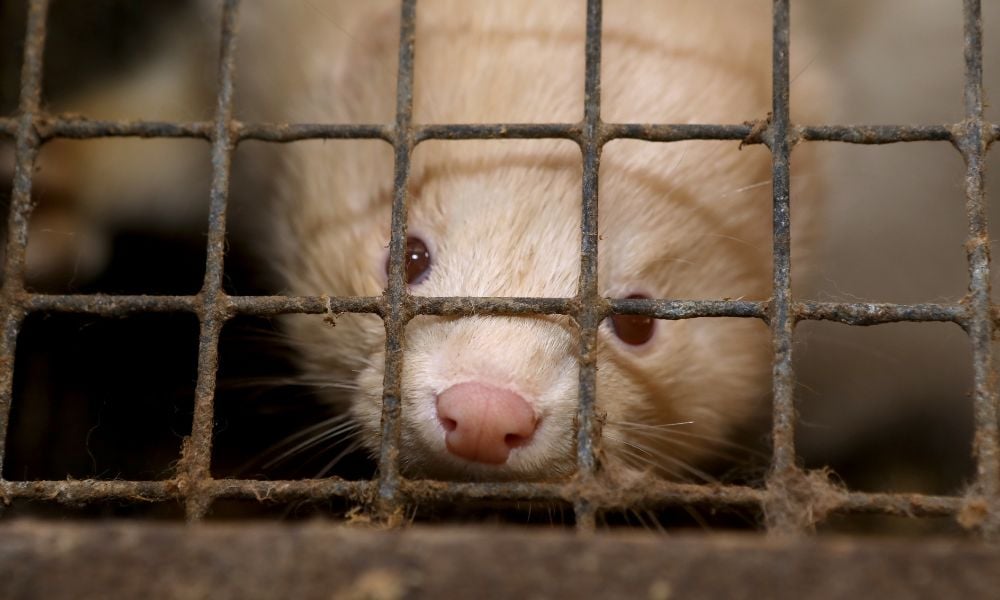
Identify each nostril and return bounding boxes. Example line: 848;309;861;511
439;416;457;433
504;432;532;448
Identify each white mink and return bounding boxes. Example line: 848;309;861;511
25;0;828;482
236;0;826;481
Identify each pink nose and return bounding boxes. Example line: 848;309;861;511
436;382;538;465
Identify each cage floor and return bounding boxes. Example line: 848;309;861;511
0;521;998;599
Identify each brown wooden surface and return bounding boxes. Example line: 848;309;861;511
0;521;998;599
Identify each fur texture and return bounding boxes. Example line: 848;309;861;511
23;0;827;481
233;0;825;480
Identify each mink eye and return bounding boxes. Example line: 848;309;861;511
386;236;432;285
610;294;656;346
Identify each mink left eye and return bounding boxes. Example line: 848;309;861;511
609;294;656;346
385;235;432;285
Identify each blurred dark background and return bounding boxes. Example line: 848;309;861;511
1;0;192;113
1;0;376;520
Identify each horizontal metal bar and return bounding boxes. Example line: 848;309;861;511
796;301;966;326
399;479;766;511
799;124;956;144
602;123;754;143
0;479;369;504
0;476;969;521
415;123;581;142
226;295;382;317
838;491;963;517
24;294;199;314
11;293;977;328
208;479;370;502
409;296;579;317
608;298;767;320
236;122;393;143
38;118;213;140
5;116;996;147
0;480;176;503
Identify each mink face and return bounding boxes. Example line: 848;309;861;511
236;0;824;481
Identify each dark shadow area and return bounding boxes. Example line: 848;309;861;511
7;312;198;481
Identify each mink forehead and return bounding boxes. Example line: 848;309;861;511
404;146;582;297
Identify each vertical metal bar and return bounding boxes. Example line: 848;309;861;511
765;0;802;534
573;0;603;532
183;0;240;521
376;0;417;520
960;0;999;538
0;0;50;477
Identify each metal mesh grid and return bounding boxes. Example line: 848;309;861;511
0;0;997;535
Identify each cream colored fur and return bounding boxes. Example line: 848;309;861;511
25;0;827;481
248;0;826;480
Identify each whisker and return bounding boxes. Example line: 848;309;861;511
263;421;363;469
683;505;712;531
613;423;743;461
269;413;355;447
716;178;770;199
220;375;361;392
626;508;668;534
630;508;653;532
629;432;743;465
656;256;698;268
605;435;687;481
618;446;699;482
315;439;367;478
611;421;767;460
610;420;695;430
644;509;667;534
245;413;357;470
616;437;718;484
698;232;766;253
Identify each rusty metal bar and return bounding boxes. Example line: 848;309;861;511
763;0;804;535
602;122;752;142
237;122;394;143
570;0;604;532
799;124;956;144
415;122;581;141
227;295;383;317
10;116;991;147
959;0;1000;539
11;292;975;332
0;476;971;521
0;479;369;506
38;118;213;140
181;0;241;521
9;292;973;327
1;480;177;504
375;0;418;521
795;301;965;326
24;294;200;314
0;0;49;482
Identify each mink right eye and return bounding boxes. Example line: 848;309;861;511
385;236;432;285
609;294;656;346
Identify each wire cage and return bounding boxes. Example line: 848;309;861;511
0;0;998;542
